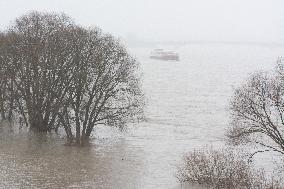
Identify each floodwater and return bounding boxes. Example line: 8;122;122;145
1;43;284;189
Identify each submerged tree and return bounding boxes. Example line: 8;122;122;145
0;12;144;145
227;58;284;156
58;29;144;145
0;32;9;120
0;12;81;132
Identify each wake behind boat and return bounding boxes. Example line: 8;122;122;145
150;49;179;61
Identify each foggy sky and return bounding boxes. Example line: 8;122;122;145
0;0;283;43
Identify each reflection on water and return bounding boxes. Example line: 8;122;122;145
1;43;284;189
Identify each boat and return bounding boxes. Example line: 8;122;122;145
150;49;179;61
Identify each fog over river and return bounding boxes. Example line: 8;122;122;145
1;43;283;189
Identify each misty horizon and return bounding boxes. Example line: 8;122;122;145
0;0;283;44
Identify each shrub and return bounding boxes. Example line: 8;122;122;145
177;148;283;189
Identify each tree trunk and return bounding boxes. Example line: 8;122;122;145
85;125;93;138
75;122;81;145
8;81;14;121
29;112;48;132
0;94;6;120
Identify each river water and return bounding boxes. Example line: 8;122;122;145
0;43;283;189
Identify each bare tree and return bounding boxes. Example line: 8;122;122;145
227;59;284;157
58;29;144;145
0;12;144;145
0;32;8;120
1;12;81;132
0;32;17;121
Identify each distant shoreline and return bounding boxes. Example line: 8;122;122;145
125;39;284;48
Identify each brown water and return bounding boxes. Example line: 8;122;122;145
0;43;283;189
